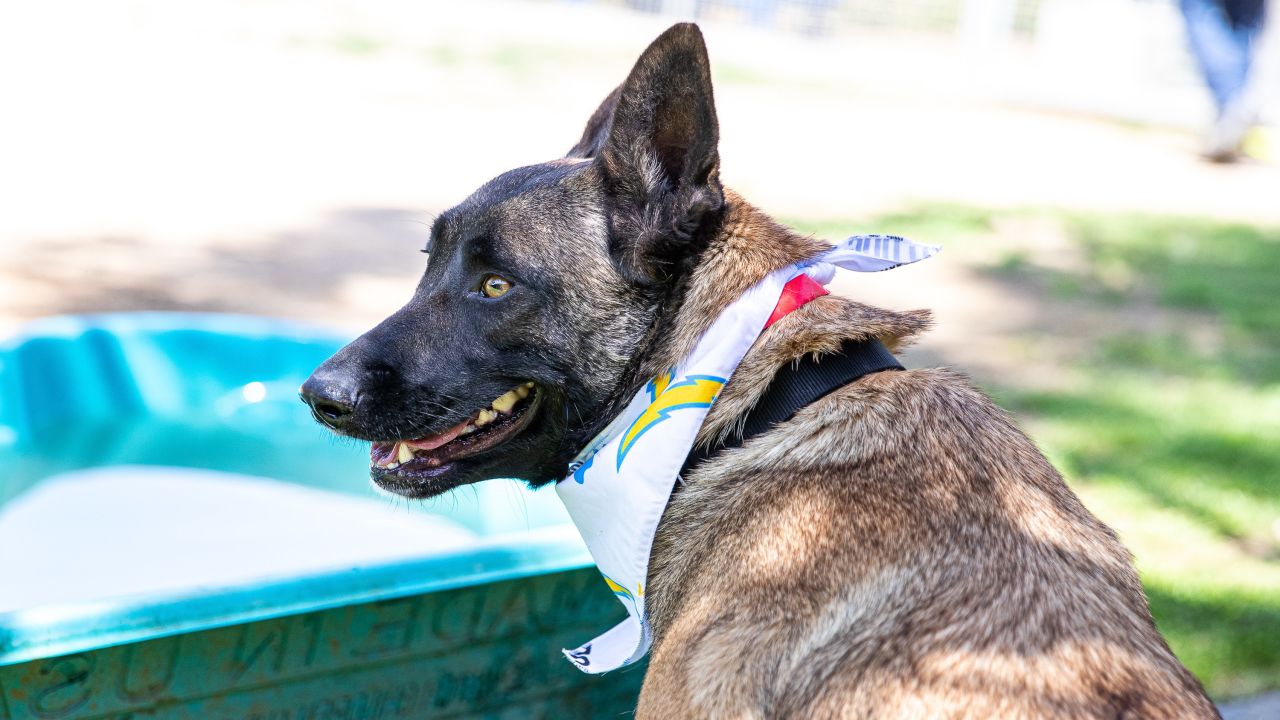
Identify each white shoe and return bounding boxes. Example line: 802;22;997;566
1203;100;1257;163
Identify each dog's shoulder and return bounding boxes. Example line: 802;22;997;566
647;309;1218;719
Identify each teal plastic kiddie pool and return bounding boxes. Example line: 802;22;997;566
0;314;639;719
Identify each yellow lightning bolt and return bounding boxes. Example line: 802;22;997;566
648;371;673;400
618;374;725;469
603;575;644;601
603;575;634;600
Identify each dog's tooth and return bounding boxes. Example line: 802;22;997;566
476;409;497;426
396;442;413;464
460;424;476;435
523;381;535;389
386;462;399;470
492;389;519;413
515;385;529;400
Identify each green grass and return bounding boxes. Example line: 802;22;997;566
793;207;1280;700
1071;215;1280;384
333;33;384;55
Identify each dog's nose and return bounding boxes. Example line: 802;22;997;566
300;369;358;430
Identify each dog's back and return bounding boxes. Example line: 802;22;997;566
643;296;1218;719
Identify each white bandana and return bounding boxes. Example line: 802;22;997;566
555;235;940;674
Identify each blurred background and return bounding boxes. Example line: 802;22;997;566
1;0;1277;706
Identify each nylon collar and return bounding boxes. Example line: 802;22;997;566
681;337;903;477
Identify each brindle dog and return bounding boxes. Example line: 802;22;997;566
301;23;1219;719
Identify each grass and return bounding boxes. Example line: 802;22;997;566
333;33;384;55
792;207;1280;700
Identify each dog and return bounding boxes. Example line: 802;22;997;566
301;23;1219;719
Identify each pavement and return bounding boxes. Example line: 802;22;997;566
1221;690;1280;720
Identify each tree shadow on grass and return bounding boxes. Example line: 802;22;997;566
1146;582;1280;699
994;386;1280;554
985;213;1280;387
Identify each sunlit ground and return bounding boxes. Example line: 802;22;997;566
3;0;1277;701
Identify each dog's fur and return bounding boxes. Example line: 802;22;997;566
304;24;1219;718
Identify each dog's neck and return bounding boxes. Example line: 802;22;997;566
573;191;931;472
647;190;933;452
634;189;828;382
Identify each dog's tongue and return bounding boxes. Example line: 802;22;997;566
403;420;469;451
370;418;471;465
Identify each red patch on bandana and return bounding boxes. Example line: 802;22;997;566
764;274;829;328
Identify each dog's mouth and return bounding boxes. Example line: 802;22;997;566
369;382;540;494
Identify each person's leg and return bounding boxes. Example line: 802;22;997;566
1180;0;1254;112
1244;1;1279;109
1222;0;1267;33
1180;0;1268;159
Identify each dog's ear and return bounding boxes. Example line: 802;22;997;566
596;23;724;285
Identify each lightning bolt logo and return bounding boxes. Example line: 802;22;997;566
616;372;726;470
603;574;641;602
602;574;645;626
571;452;595;484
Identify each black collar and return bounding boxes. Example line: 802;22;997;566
681;337;903;477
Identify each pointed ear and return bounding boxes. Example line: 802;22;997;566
567;85;622;159
597;23;724;285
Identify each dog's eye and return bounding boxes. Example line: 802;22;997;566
480;274;513;299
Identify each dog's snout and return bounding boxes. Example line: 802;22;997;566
300;368;359;430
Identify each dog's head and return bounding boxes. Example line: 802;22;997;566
301;24;725;497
